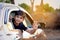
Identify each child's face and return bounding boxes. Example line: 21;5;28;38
14;15;24;24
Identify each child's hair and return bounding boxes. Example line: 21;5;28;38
15;10;26;18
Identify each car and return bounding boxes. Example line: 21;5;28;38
0;3;33;40
0;3;47;40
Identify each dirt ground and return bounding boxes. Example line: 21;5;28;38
44;29;60;40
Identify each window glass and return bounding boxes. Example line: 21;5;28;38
25;16;32;28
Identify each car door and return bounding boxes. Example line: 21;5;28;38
3;6;20;40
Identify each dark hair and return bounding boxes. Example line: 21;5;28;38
15;10;26;18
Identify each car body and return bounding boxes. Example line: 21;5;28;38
0;3;33;40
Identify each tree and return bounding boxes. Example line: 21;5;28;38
0;0;15;4
56;9;60;12
43;3;54;12
5;0;15;4
10;0;15;4
5;0;11;3
19;3;32;14
0;0;4;2
30;0;34;12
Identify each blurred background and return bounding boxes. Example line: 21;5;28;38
0;0;60;40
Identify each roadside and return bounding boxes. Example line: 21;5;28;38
43;29;60;40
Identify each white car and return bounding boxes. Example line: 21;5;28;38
0;3;33;40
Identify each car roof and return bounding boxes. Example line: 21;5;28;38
0;3;29;13
0;3;27;13
0;3;33;19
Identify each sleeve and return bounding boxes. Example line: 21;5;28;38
21;23;27;31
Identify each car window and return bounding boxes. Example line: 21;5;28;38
9;12;15;22
25;17;32;28
9;11;32;28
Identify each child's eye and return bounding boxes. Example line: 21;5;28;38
20;17;23;19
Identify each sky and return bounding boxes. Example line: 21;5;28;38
14;0;60;9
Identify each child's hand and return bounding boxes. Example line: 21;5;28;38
32;21;39;30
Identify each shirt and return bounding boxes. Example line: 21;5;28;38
12;18;27;32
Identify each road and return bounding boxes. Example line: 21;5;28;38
44;29;60;40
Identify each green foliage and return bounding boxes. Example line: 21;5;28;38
0;0;4;2
55;9;60;13
19;3;32;14
56;9;60;11
0;0;11;3
43;3;55;12
5;0;11;3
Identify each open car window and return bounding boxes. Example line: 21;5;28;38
9;11;32;28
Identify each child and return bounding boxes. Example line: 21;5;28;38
12;10;27;32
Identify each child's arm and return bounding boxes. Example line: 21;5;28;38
26;21;39;34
